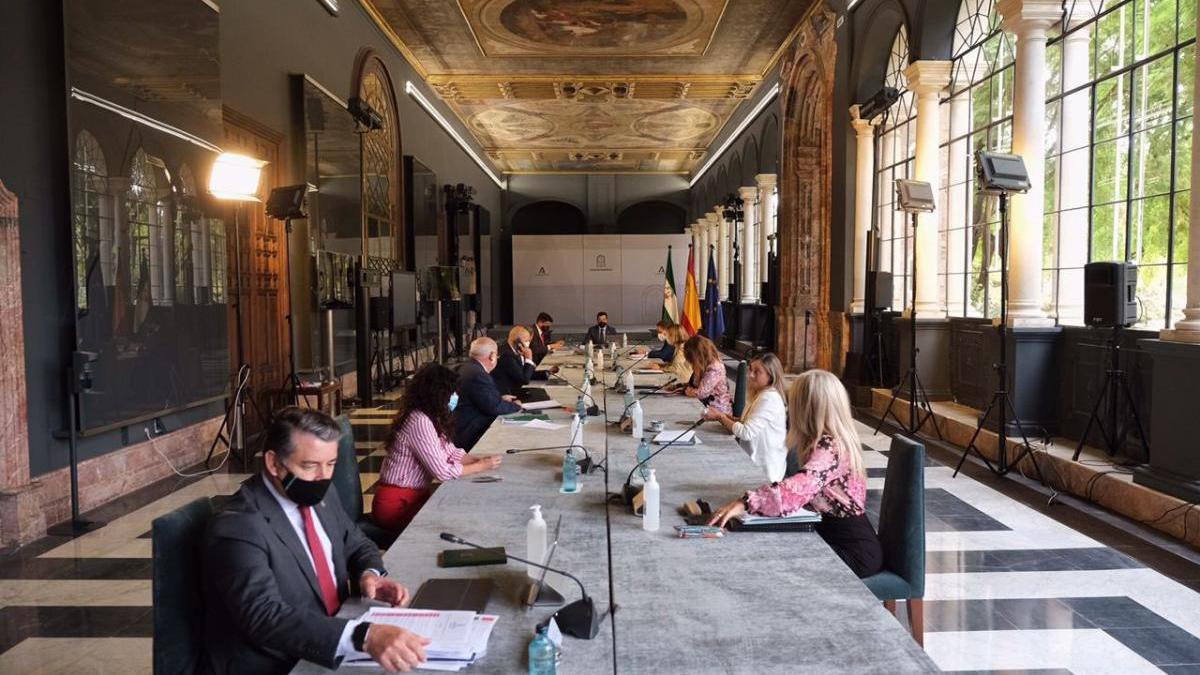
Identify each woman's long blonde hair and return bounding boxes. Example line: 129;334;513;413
785;370;865;478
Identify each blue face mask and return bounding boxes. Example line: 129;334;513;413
448;392;459;411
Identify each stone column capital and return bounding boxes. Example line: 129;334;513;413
754;173;777;190
849;115;882;137
997;0;1063;36
903;60;953;97
737;186;758;202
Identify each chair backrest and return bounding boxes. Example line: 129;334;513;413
152;496;213;675
877;435;926;597
332;414;364;521
732;360;749;417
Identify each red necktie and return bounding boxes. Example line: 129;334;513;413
300;506;341;615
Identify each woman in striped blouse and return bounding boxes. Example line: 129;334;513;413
372;363;502;534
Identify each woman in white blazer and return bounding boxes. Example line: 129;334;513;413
703;352;789;482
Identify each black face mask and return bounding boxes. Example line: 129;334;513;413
277;465;332;507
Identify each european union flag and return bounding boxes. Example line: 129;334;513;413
703;247;724;343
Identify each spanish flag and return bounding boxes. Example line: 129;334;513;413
680;244;702;336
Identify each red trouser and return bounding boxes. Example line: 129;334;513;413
371;484;432;534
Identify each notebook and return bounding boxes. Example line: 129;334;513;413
409;578;494;614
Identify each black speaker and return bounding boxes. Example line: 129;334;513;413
871;271;894;310
369;296;392;332
1084;261;1138;327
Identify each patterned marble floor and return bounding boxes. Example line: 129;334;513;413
1;406;1198;674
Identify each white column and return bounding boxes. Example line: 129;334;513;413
998;0;1061;326
1165;5;1200;341
705;210;721;296
903;60;953;318
946;84;972;315
849;113;880;314
755;173;776;286
738;186;759;303
696;218;709;292
1057;9;1096;324
714;208;730;301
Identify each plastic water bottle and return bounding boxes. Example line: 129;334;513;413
622;333;628;348
630;401;644;440
596;349;604;371
635;437;651;479
528;625;556;675
526;505;546;579
575;395;587;419
643;469;660;531
561;448;579;493
623;388;636;409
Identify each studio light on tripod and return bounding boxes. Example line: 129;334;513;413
209;152;267;202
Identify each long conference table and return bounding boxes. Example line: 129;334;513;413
293;350;936;674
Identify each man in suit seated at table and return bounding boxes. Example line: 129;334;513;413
584;311;617;347
202;407;428;675
454;337;522;450
529;312;565;364
493;326;559;397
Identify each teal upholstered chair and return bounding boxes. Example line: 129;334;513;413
152;496;213;675
732;360;749;417
862;435;926;645
332;415;398;549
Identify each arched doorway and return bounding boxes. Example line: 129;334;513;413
777;4;837;372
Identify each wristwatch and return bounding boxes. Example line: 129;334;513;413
352;622;372;652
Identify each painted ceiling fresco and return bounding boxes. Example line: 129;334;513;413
361;0;815;173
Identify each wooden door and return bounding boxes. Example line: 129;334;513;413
222;108;289;434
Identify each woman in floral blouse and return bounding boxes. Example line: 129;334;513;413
708;369;882;578
679;335;732;415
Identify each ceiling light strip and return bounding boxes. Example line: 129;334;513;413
688;82;781;188
405;80;505;189
70;88;222;154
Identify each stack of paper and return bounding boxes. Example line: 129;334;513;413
346;607;500;671
652;429;697;445
736;507;821;525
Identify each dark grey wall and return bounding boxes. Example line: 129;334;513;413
505;174;688;229
0;0;511;477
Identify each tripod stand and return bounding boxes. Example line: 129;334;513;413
875;208;942;440
952;193;1043;482
1071;324;1148;462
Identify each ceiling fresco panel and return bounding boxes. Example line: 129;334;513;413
360;0;817;173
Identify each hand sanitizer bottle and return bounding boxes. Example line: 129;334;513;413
561;449;578;493
526;505;546;579
631;400;644;440
596;349;604;371
622;333;628;349
643;469;660;531
635;436;651;479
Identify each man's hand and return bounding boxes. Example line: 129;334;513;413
361;573;410;607
549;365;561;374
501;394;519;403
521;345;534;360
550;340;565;349
363;624;430;673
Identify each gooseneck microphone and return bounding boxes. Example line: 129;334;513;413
505;444;598;474
612;351;650;380
619;416;707;506
439;532;606;639
553;378;601;417
617;377;677;418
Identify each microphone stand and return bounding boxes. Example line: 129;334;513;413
439;532;607;639
552;378;602;417
613;377;678;425
615;416;706;507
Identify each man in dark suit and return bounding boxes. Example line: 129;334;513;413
493;326;558;397
529;312;564;364
454;337;522;450
584;311;617;347
202;407;428;674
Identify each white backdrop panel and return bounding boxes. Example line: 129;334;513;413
513;234;690;326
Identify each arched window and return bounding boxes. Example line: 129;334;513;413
126;149;169;312
71;130;110;311
174;164;200;304
875;26;917;309
942;0;1014;317
1043;0;1194;328
358;58;402;263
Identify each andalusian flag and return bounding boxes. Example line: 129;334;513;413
662;246;679;324
680;244;702;336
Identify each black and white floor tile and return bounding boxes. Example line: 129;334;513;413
0;413;1197;674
